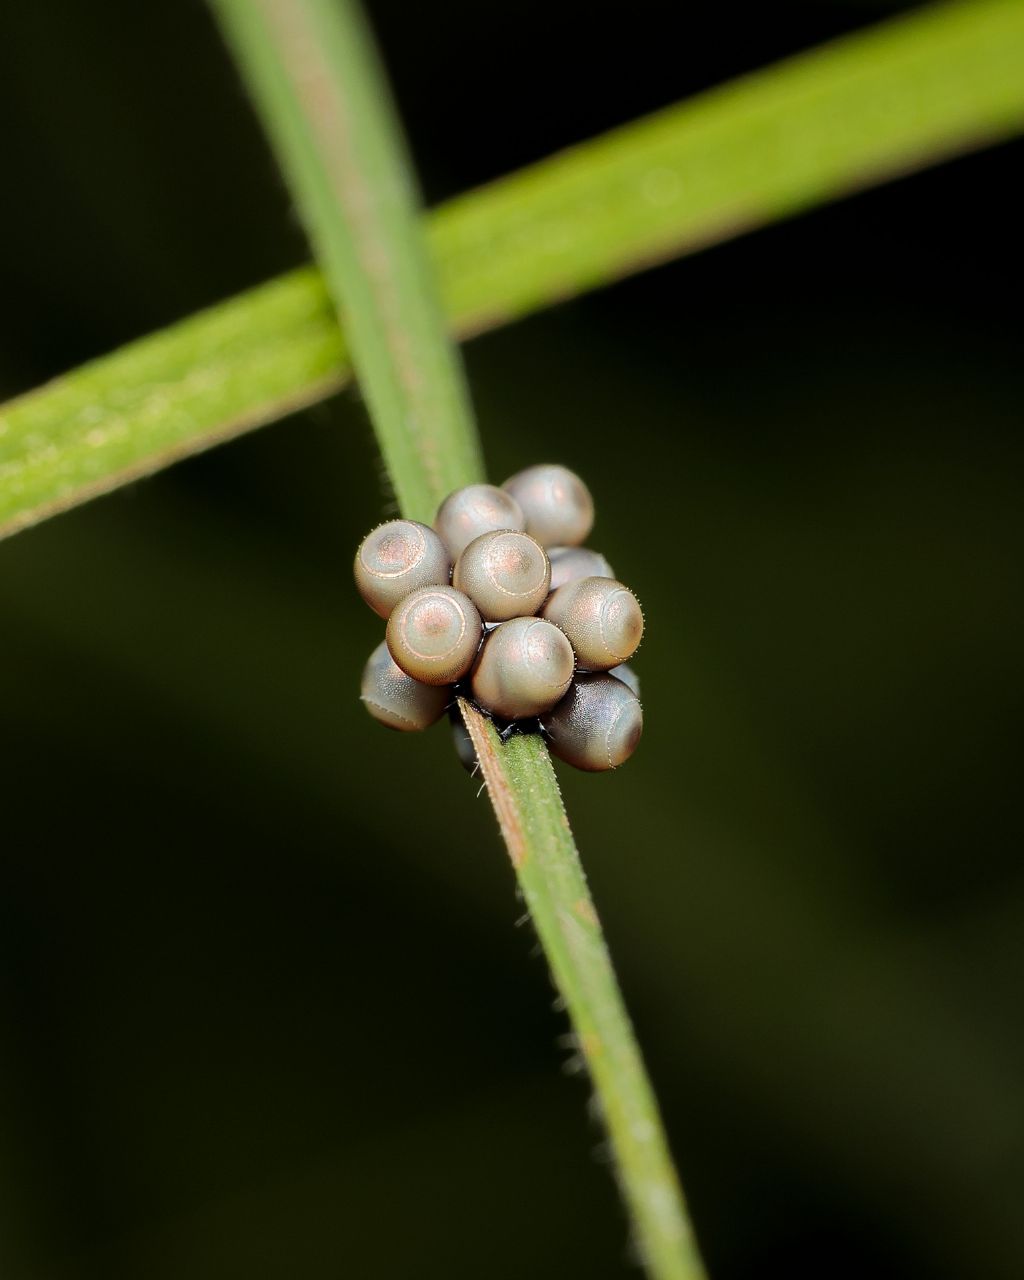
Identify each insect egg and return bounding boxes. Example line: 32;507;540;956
353;519;451;618
471;617;575;719
608;663;640;697
452;530;551;621
542;576;644;670
501;464;594;548
545;672;643;771
386;586;482;686
360;640;450;731
434;484;526;559
547;545;615;592
450;715;478;773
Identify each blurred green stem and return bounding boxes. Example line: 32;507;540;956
209;0;705;1275
5;0;1024;539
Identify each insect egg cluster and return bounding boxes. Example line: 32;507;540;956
355;465;644;771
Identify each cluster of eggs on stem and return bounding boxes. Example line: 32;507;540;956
355;465;643;771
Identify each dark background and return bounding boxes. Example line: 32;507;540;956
1;2;1022;1277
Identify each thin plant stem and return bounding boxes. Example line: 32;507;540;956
210;0;482;523
209;0;706;1274
461;701;705;1279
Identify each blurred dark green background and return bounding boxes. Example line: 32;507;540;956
1;2;1022;1277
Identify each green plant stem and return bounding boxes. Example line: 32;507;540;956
460;701;704;1279
208;0;705;1274
4;0;1024;539
210;0;481;523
